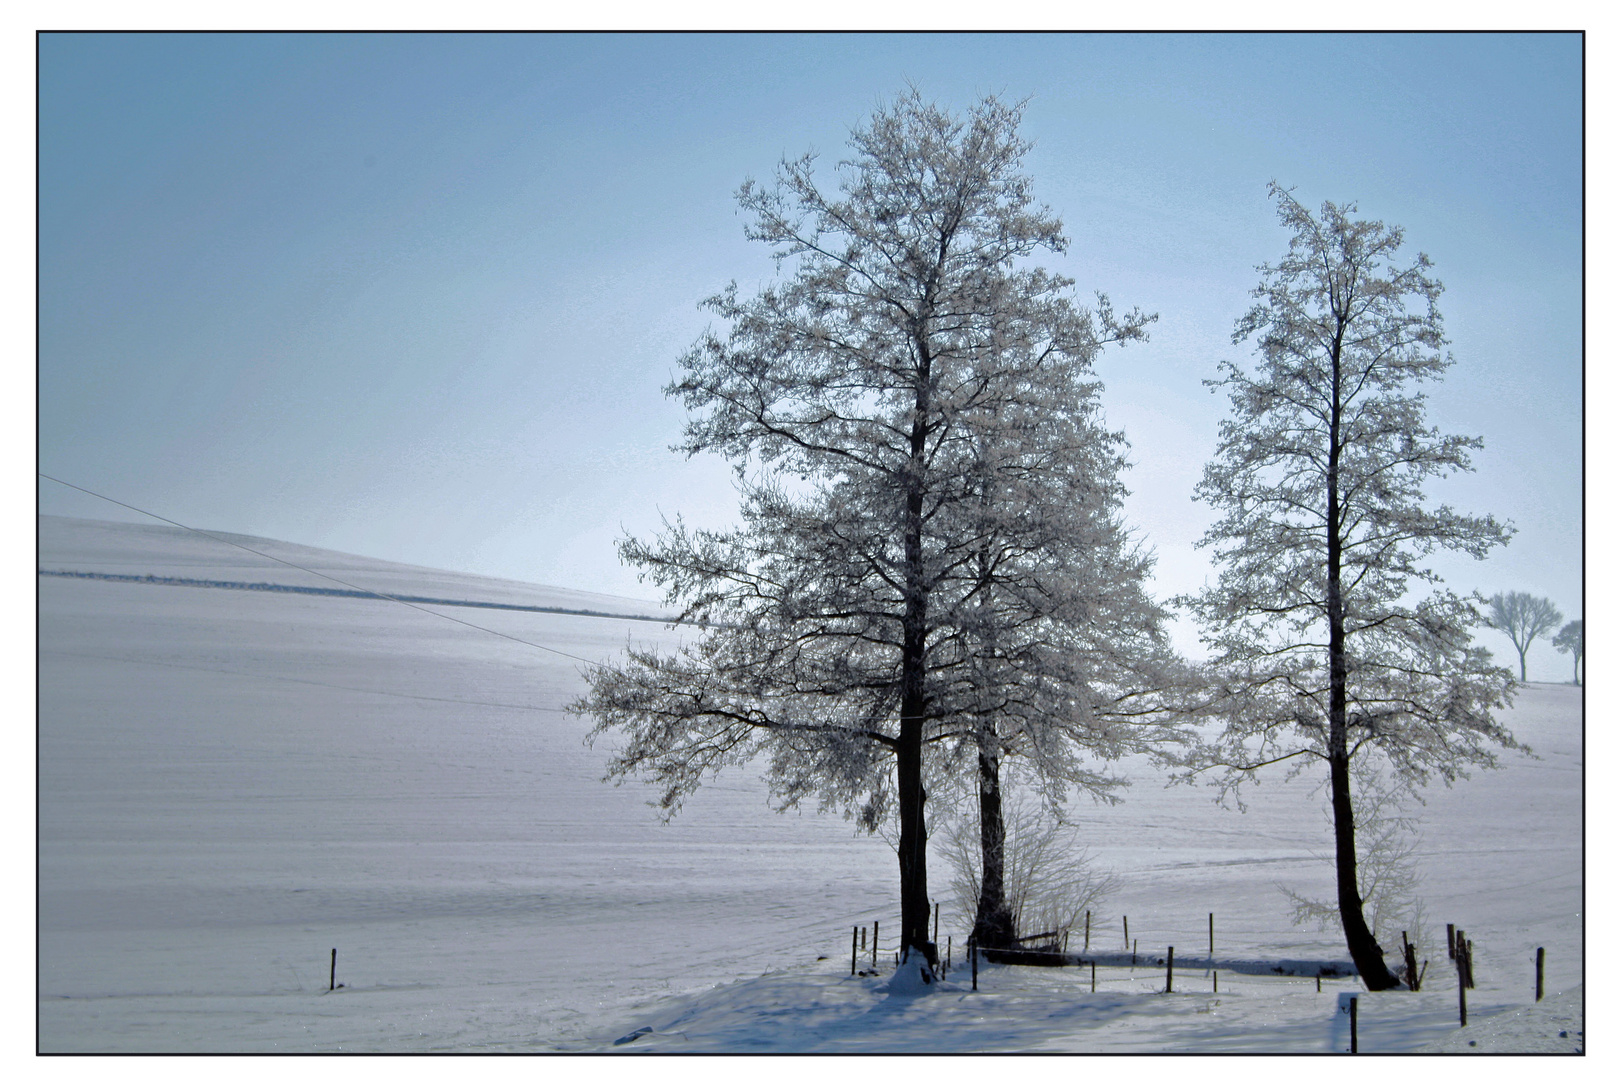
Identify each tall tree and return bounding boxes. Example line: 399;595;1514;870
1483;592;1563;682
1553;618;1583;685
1182;185;1519;991
574;92;1152;972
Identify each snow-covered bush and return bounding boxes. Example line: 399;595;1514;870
939;796;1118;946
1281;764;1435;971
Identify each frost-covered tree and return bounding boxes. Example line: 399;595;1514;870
1483;592;1562;682
931;401;1179;950
1553;618;1583;685
573;92;1154;972
1180;185;1520;991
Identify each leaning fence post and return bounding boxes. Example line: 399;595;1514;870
1123;914;1129;950
1166;946;1174;993
1457;947;1468;1026
1536;946;1545;1002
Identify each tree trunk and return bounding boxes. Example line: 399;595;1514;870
895;706;935;966
1517;646;1528;683
1327;744;1399;989
1325;322;1400;992
972;741;1019;949
895;343;936;970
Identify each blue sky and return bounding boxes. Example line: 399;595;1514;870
37;32;1583;678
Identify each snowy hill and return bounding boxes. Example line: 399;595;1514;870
37;517;1582;1052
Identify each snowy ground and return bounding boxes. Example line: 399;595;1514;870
37;515;1583;1053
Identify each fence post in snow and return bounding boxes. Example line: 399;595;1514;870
1084;910;1090;953
1447;923;1455;959
851;926;858;976
872;921;878;967
1350;995;1358;1054
1208;912;1214;978
1166;946;1174;993
1123;914;1129;950
933;902;939;945
1091;960;1096;992
972;944;978;992
329;948;336;992
1536;946;1545;1002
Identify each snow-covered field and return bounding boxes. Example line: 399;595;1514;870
37;515;1582;1053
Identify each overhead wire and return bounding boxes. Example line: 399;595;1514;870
38;472;616;668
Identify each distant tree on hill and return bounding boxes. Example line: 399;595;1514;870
1553;618;1583;685
1483;592;1562;682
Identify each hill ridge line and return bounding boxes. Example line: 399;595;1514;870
38;568;671;624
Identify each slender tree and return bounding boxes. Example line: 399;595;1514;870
1483;592;1563;682
934;400;1178;949
574;92;1152;972
1181;185;1520;991
1553;618;1583;685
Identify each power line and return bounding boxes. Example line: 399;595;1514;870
38;472;608;667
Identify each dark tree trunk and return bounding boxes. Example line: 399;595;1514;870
895;343;936;970
972;741;1019;949
1325;323;1401;992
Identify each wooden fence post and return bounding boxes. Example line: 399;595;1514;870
1536;946;1545;1002
1166;946;1174;993
1084;910;1090;953
1350;995;1358;1054
1208;912;1214;979
852;925;859;975
1091;960;1096;993
873;921;879;967
1123;914;1129;950
934;902;939;945
329;948;337;992
1457;956;1468;1027
972;943;978;992
1213;969;1218;993
1447;923;1455;959
946;936;951;972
